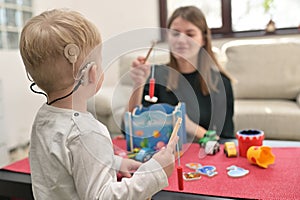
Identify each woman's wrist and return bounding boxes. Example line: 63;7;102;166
132;82;144;90
195;126;206;139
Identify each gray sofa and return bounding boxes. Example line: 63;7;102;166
94;38;300;141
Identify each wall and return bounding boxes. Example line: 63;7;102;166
0;0;160;149
0;80;9;167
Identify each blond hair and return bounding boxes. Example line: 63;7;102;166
19;9;101;93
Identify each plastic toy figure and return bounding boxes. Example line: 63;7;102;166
227;165;249;177
183;172;201;181
196;165;218;177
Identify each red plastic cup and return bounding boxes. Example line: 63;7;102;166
236;129;264;157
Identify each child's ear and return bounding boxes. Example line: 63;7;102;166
80;62;95;86
88;64;97;85
80;64;91;86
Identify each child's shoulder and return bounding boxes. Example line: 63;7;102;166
71;111;110;137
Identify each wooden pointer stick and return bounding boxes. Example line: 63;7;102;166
143;41;156;64
169;117;182;143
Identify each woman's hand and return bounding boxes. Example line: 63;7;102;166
127;56;151;112
130;56;151;88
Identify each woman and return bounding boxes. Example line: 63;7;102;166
129;6;234;139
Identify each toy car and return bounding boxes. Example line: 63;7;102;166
205;141;220;155
198;130;219;147
224;142;238;157
134;148;156;162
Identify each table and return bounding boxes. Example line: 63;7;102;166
155;141;300;199
1;139;299;200
0;170;33;200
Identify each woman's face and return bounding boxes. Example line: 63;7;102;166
168;17;205;61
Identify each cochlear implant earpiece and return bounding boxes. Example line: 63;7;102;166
64;43;80;64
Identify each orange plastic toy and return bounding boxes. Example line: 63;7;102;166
246;146;275;168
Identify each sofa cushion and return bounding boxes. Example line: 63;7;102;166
223;39;300;100
234;99;300;140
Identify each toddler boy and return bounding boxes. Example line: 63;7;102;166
19;8;178;200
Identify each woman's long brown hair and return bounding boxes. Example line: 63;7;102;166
166;6;233;95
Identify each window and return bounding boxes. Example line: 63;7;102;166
165;0;222;29
159;0;300;38
0;0;33;49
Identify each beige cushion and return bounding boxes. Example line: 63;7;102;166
223;39;300;100
234;99;300;140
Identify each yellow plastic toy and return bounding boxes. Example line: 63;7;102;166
246;146;275;168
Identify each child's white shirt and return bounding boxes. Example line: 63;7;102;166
30;103;168;200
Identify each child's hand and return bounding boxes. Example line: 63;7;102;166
152;135;179;177
130;56;151;88
119;158;142;178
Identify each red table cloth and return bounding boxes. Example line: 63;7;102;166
3;139;300;199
